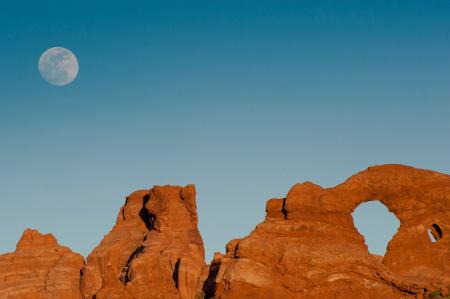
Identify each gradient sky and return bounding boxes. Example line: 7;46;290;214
1;1;449;259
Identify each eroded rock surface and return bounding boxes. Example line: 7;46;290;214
1;165;449;299
210;164;450;299
0;229;84;299
80;184;206;299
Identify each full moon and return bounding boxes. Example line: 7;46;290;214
38;47;79;86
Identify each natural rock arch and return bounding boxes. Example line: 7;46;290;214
320;164;450;278
213;164;450;298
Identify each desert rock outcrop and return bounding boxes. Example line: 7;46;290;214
0;229;84;299
0;165;449;299
210;164;450;299
80;185;206;299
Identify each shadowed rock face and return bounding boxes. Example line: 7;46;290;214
0;165;449;299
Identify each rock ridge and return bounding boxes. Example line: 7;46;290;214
0;165;449;299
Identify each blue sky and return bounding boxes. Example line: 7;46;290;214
0;1;449;258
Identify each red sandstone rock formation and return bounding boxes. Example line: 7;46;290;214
0;165;449;299
80;185;206;299
210;165;450;299
0;229;84;299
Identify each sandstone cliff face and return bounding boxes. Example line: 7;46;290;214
0;165;449;299
0;229;84;299
80;185;206;299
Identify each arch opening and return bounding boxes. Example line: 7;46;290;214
352;200;400;256
428;224;443;243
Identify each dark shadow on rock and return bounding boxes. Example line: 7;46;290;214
139;194;156;230
172;258;180;288
120;245;145;285
203;262;220;299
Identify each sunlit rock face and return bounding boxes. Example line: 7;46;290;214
0;229;84;299
80;185;206;299
1;165;450;299
209;165;450;299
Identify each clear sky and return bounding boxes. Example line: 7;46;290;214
1;1;449;259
